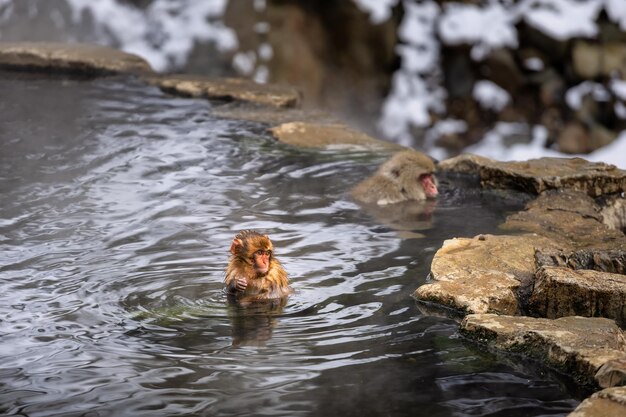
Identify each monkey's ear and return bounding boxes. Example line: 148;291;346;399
230;238;243;255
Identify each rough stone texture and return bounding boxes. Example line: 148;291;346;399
601;194;626;233
414;234;560;315
268;121;405;151
0;41;153;75
568;387;626;417
149;74;302;109
535;248;626;274
501;190;626;251
438;154;626;197
460;314;626;387
529;266;626;326
595;358;626;388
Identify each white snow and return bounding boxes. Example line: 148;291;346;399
65;0;237;72
232;51;256;76
520;0;603;40
604;0;626;31
524;57;544;71
565;81;610;110
473;80;511;112
466;123;626;169
352;0;399;24
438;2;518;58
378;2;444;145
397;2;440;73
611;78;626;100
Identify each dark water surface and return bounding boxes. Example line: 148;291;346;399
0;73;579;416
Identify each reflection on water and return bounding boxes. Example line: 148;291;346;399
0;72;578;416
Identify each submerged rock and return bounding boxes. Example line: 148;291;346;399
413;234;560;315
149;74;302;108
568;387;626;416
0;41;152;75
460;314;626;388
439;154;626;197
268;121;404;151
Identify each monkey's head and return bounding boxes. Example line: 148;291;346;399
381;150;439;199
230;230;274;276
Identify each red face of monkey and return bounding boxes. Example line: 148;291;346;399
419;173;438;198
252;249;272;275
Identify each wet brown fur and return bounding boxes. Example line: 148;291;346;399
225;230;291;300
351;150;437;205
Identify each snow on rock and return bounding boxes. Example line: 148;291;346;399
520;0;603;41
397;1;440;73
466;124;626;169
605;0;626;31
473;80;511;112
378;2;444;145
438;2;518;60
65;0;236;72
352;0;399;24
565;81;610;110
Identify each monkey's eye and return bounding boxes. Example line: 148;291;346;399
255;249;271;256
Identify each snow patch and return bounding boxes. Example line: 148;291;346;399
565;81;610;110
439;2;518;59
352;0;399;24
520;0;603;41
473;80;511;112
65;0;236;72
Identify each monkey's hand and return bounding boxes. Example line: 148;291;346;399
234;277;248;292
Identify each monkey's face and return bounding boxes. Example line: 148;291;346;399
419;173;438;198
252;249;272;275
244;235;273;276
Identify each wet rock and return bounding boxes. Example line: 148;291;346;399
568;387;626;416
439;154;626;197
413;234;560;315
529;266;626;327
149;74;302;108
460;314;626;387
601;194;626;233
595;358;626;388
0;41;152;76
501;190;626;250
268;121;404;151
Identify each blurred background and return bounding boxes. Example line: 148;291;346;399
2;0;625;167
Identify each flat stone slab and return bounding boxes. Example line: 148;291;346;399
269;122;405;151
0;41;152;75
439;154;626;197
149;74;302;108
501;190;626;250
460;314;626;387
568;387;626;416
414;234;559;315
529;266;626;326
